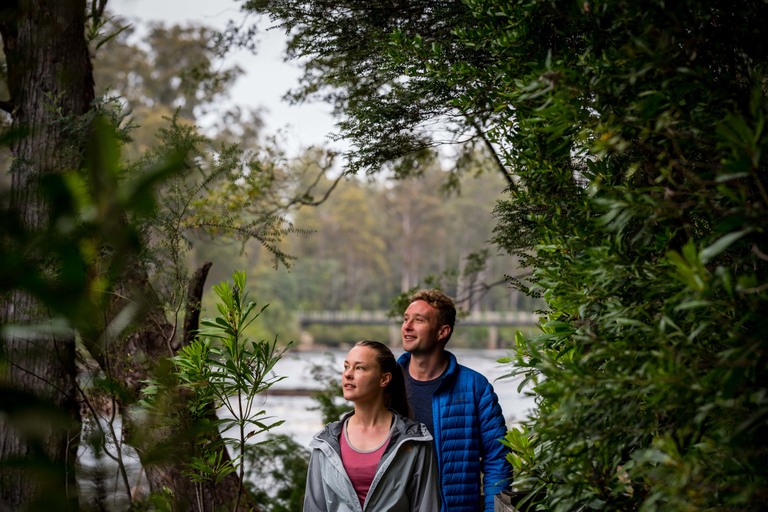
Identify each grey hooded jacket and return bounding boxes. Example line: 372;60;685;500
303;410;441;512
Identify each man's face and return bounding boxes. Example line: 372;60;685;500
402;300;450;356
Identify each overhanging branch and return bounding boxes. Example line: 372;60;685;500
182;260;212;347
0;100;14;114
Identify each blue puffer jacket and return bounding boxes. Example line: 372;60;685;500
398;351;511;512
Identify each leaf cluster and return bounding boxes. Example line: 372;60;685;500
93;17;243;121
381;0;768;509
0;114;178;347
244;0;507;179
140;270;293;494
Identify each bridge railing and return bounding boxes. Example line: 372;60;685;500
296;310;538;327
295;310;539;349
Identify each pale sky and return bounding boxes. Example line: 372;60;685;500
111;0;340;158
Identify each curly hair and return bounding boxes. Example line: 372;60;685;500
409;289;456;343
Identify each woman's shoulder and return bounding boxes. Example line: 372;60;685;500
308;425;342;458
393;412;433;442
310;416;345;445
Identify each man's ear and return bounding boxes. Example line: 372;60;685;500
437;325;451;342
380;372;392;388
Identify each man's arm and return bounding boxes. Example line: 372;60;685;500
478;380;512;512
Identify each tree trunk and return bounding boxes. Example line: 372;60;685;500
100;262;254;511
0;2;256;510
0;0;93;509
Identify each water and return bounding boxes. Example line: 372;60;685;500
251;348;538;447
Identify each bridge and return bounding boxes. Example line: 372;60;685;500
296;310;539;349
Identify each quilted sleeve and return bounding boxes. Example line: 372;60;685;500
477;379;512;512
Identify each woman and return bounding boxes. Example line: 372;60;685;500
304;340;440;512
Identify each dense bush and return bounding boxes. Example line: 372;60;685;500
430;1;768;509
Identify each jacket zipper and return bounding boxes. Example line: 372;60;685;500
363;433;433;510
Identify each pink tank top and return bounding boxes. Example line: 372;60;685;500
340;416;394;509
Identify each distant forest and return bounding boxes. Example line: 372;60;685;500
190;164;541;347
88;17;540;348
0;17;538;348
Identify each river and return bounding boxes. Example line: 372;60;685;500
251;347;537;447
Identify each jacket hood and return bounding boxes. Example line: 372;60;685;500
310;408;432;455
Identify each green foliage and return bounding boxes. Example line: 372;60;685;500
126;486;174;512
310;0;768;509
141;270;293;509
183;449;236;486
244;434;310;512
90;14;267;167
2;8;342;508
234;161;523;329
500;425;536;477
499;425;547;511
244;0;505;179
0;113;179;344
307;353;354;424
93;17;244;122
399;0;768;510
0;114;182;509
127;112;312;347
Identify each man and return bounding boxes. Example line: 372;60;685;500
397;289;511;512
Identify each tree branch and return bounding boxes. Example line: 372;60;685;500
0;100;14;114
6;359;79;403
182;261;212;348
753;244;768;262
73;373;132;501
455;273;533;309
296;171;345;207
96;0;108;21
469;117;518;191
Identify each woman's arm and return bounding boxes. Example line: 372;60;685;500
303;449;329;512
407;442;441;512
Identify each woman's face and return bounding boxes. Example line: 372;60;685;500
342;345;391;404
